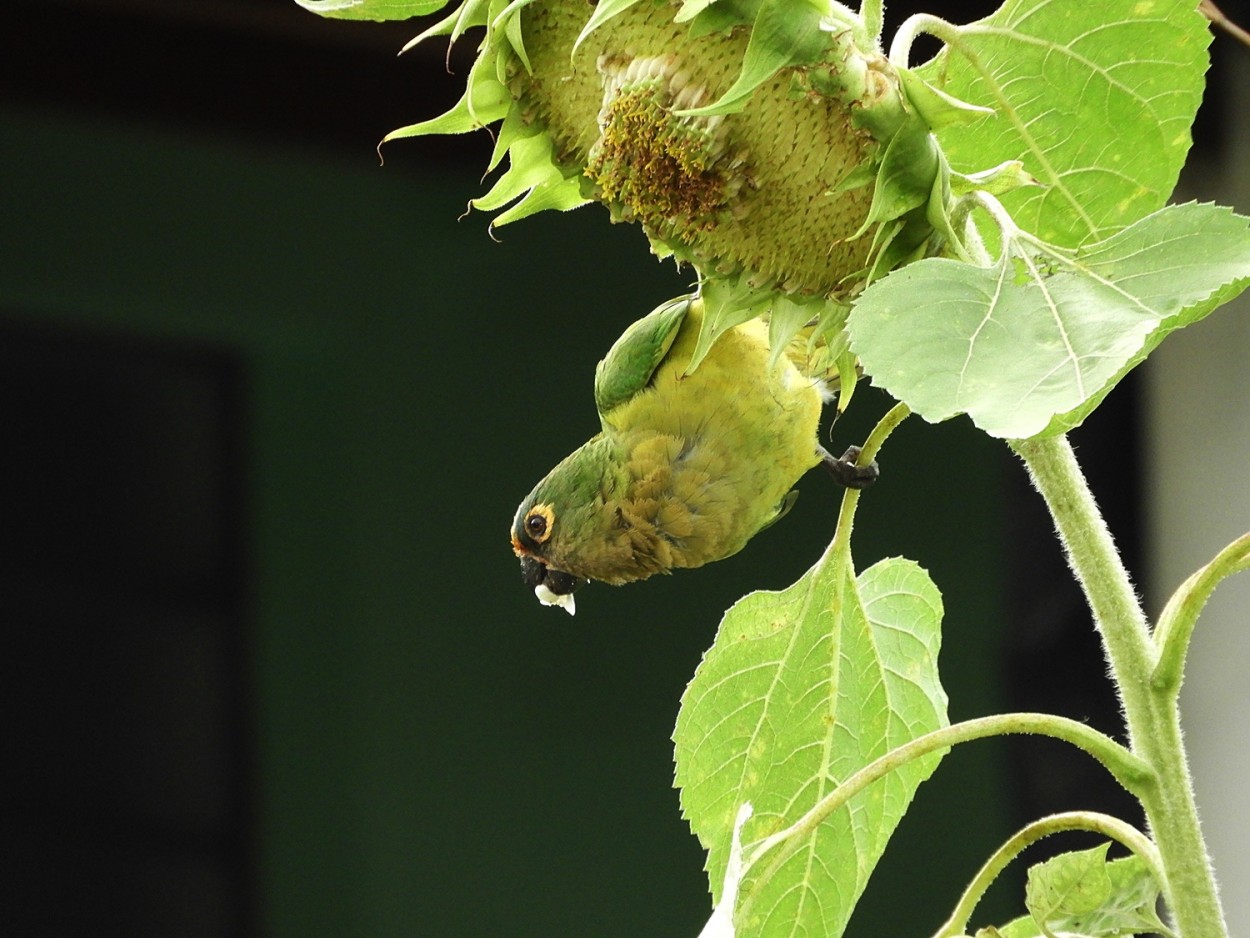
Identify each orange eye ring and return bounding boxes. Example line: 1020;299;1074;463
524;503;555;545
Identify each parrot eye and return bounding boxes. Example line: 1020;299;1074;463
523;504;555;545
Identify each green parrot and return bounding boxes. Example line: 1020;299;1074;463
510;295;875;614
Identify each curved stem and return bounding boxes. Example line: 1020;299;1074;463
860;400;911;465
963;190;1022;245
933;811;1164;937
830;401;910;559
741;712;1152;888
946;189;1023;270
888;13;958;67
1152;531;1250;695
1012;434;1228;937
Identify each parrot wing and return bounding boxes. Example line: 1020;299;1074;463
593;296;689;421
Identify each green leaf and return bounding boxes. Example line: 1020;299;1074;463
400;0;490;50
496;0;536;73
765;294;819;371
976;918;1041;938
688;282;848;382
676;0;728;25
1026;842;1114;928
674;554;947;938
486;107;535;173
697;802;755;938
950;161;1038;199
293;0;448;20
1040;268;1250;437
914;0;1211;247
855;112;941;236
849;203;1250;439
1154;532;1250;692
684;0;758;35
679;0;828;117
490;174;590;226
1017;847;1172;938
1083;855;1173;937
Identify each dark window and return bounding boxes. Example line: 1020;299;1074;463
0;319;253;937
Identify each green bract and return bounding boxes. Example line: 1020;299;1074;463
908;0;1211;249
382;0;1004;345
308;0;1247;439
292;0;447;19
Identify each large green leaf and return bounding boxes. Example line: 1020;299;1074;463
674;551;947;937
849;203;1250;439
293;0;448;20
913;0;1210;247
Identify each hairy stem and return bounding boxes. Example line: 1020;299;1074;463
1152;531;1250;694
858;0;884;48
1011;434;1227;937
933;811;1165;937
830;401;910;560
888;13;957;67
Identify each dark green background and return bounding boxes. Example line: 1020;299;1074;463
0;100;1013;936
0;2;1102;933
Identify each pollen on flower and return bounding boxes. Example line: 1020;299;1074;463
499;0;898;297
585;75;741;238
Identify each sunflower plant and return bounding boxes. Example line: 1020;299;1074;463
294;0;1250;934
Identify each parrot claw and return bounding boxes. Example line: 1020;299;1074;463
820;445;879;489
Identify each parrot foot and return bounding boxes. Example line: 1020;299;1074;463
820;445;879;489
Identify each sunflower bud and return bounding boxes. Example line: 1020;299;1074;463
397;0;948;302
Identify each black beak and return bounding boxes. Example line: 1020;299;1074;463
519;555;586;596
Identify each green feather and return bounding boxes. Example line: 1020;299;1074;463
514;294;827;596
593;296;688;419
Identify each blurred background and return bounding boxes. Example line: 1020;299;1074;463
2;1;1248;935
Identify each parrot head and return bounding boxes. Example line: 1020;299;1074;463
511;493;593;616
513;433;659;614
511;442;619;615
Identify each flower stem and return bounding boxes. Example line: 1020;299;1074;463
1011;433;1228;937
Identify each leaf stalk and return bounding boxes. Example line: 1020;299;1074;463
888;13;958;68
932;811;1165;937
741;711;1151;895
830;401;910;560
1151;531;1250;694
